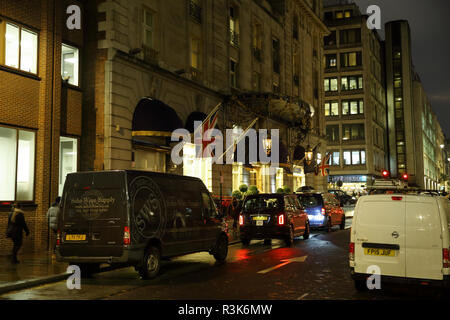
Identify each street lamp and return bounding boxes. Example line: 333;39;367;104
440;144;445;149
263;137;272;156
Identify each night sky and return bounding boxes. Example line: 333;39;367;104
352;0;450;138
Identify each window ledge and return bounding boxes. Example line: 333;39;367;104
0;65;41;81
0;202;37;210
62;81;83;92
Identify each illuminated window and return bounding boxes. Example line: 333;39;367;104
325;101;339;116
59;137;78;196
335;11;344;19
0;126;35;201
324;77;338;92
229;6;239;46
190;37;200;69
61;44;79;86
183;143;212;191
344;11;352;18
3;22;38;74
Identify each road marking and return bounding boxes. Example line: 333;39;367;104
257;255;307;274
297;293;309;300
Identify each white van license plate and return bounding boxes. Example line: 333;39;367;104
364;248;396;257
256;220;264;226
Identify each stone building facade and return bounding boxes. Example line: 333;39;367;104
0;0;84;255
81;0;330;199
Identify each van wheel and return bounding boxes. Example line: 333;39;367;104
303;221;310;240
213;235;228;262
285;225;294;247
354;279;368;292
241;238;251;246
138;246;161;280
340;215;346;230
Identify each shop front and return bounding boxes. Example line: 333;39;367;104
328;174;370;194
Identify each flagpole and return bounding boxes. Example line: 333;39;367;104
193;102;222;137
216;117;259;163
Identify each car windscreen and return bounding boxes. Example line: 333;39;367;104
243;197;283;213
297;194;323;208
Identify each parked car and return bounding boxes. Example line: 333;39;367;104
350;194;450;291
239;194;310;246
56;170;228;279
296;192;345;232
328;189;356;206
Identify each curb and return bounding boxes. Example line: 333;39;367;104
0;273;69;296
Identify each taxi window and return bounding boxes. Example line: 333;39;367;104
244;197;282;212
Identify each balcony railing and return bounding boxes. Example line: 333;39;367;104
230;29;240;47
142;45;158;64
190;67;202;82
189;0;201;23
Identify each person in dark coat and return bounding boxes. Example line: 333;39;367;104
7;202;30;264
227;197;241;228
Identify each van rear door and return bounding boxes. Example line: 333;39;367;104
405;196;443;280
354;195;406;277
60;171;127;258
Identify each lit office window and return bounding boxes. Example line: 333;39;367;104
191;37;200;69
0;127;35;201
20;29;38;73
5;23;20;68
59;137;78;196
4;23;38;74
61;44;79;86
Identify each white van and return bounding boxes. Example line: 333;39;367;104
349;194;450;291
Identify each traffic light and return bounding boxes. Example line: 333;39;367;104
381;170;390;178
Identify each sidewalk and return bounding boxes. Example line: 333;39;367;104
0;252;69;295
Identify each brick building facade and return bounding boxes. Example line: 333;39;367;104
0;0;84;255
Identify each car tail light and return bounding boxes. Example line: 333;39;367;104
443;248;449;268
239;215;244;226
278;214;285;226
56;229;61;246
349;242;355;261
321;208;326;215
124;226;131;246
392;196;403;201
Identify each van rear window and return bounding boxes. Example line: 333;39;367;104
298;194;322;208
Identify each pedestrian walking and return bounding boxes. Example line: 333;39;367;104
46;196;61;252
5;202;30;264
227;197;241;229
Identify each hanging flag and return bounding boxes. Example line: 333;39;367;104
316;152;332;176
201;106;221;157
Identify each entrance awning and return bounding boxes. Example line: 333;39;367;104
132;98;183;137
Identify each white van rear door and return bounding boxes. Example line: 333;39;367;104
354;195;405;277
405;196;443;280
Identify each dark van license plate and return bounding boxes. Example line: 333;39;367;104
65;234;87;241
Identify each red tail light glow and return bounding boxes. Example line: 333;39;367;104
278;214;285;225
443;248;449;268
321;208;326;215
239;215;244;226
392;196;403;201
124;226;131;246
349;242;355;261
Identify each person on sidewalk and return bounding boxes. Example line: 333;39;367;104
227;197;241;229
6;202;30;264
46;196;61;253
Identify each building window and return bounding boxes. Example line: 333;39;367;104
335;11;344;19
272;38;280;74
324;31;336;46
324;77;338;92
230;59;237;88
293;15;299;40
143;9;155;48
328;151;340;166
341;75;363;91
325;101;339;116
59;137;78;196
2;22;38;74
342;100;364;115
343;150;366;165
326;125;340;142
61;44;79;86
0;126;35;201
342;124;365;141
340;28;361;45
252;71;261;91
229;6;239;47
325;54;337;68
340;52;362;67
344;10;352;18
183;143;212;191
189;0;202;23
252;21;262;61
190;37;200;70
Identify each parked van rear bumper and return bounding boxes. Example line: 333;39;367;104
56;246;143;265
351;269;450;287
